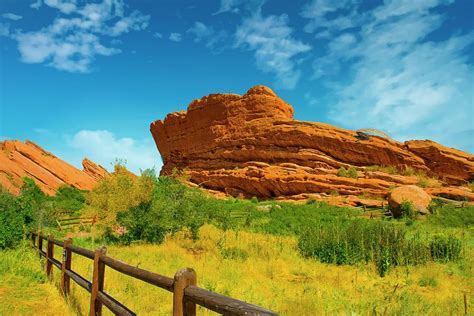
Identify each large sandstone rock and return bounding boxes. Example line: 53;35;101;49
0;140;108;195
83;158;109;180
388;185;432;217
150;85;474;206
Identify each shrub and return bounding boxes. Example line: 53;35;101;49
0;189;24;249
53;185;85;214
116;177;207;243
400;201;417;219
337;166;358;178
347;167;358;178
337;167;348;177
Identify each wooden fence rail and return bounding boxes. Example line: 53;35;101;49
30;232;277;316
56;216;97;231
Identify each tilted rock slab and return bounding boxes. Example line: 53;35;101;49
0;140;108;195
150;85;474;205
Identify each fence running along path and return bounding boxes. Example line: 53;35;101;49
31;232;277;316
56;216;97;231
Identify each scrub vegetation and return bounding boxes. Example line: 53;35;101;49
0;165;473;315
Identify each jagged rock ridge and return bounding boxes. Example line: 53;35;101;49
0;140;108;195
150;85;474;206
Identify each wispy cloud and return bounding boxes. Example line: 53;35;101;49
2;13;23;21
187;21;227;49
169;32;182;42
0;23;9;36
214;0;264;15
301;0;474;152
153;32;163;39
9;0;149;73
235;12;311;90
67;130;162;174
30;0;42;10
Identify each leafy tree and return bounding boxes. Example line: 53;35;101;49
0;188;24;249
116;176;207;243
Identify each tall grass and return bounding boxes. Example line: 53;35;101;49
0;242;73;315
47;225;472;315
298;220;463;276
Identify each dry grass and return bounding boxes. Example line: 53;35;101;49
52;225;473;315
0;244;73;316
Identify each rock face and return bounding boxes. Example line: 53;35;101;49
150;85;474;206
83;158;109;181
0;140;108;195
388;185;432;217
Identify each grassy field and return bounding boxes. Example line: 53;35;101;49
1;174;473;315
42;220;471;316
0;242;73;315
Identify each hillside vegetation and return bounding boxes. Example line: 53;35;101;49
0;166;473;315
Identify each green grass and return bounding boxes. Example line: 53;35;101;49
0;242;73;315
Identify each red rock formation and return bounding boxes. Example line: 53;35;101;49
150;85;474;206
0;140;108;195
83;158;109;181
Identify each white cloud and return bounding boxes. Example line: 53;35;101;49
214;0;264;15
10;0;149;73
187;21;227;49
153;32;163;39
2;13;23;21
44;0;77;14
301;0;363;34
235;12;311;89
302;0;474;153
68;130;162;174
169;32;182;42
30;0;42;10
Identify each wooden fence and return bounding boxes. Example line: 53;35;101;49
56;216;96;231
31;232;277;316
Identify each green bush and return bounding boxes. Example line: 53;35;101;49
0;189;25;249
53;185;85;214
337;166;358;178
337;167;348;177
347;167;358;178
116;177;207;243
400;201;417;219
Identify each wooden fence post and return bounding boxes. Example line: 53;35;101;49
90;247;107;316
31;232;36;247
61;238;73;296
38;233;43;258
46;235;54;279
173;268;197;316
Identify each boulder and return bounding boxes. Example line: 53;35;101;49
388;185;432;217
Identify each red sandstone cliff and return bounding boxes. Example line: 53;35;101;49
150;85;474;206
0;140;109;195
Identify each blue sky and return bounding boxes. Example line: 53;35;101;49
0;0;473;174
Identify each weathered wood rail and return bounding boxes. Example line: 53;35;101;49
56;216;96;231
31;232;277;316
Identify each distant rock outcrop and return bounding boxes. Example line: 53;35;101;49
83;158;109;181
150;85;474;206
0;140;108;195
